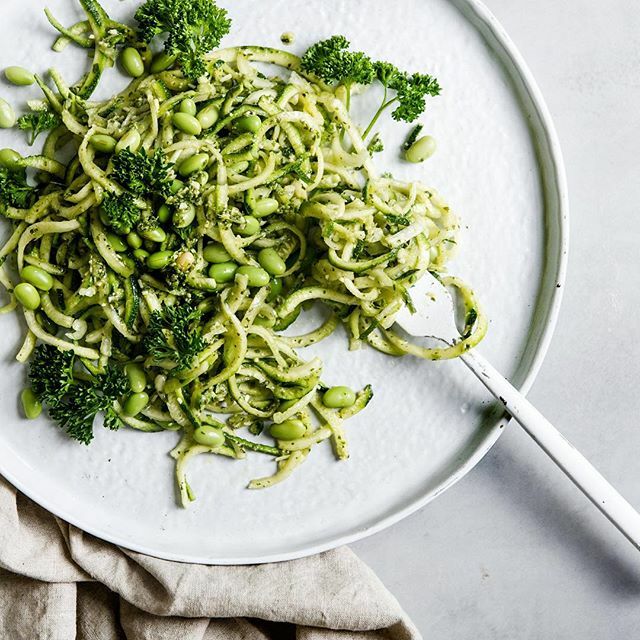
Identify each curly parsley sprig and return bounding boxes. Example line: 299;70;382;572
143;303;206;372
301;35;376;109
17;109;61;146
135;0;231;81
29;344;128;445
301;36;441;141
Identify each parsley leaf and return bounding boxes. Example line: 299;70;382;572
101;192;143;234
17;109;61;146
301;35;375;88
143;302;206;371
29;345;128;445
135;0;231;81
0;168;37;210
111;149;173;199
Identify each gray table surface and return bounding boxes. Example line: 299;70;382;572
352;1;640;637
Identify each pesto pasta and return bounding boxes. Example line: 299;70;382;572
0;0;486;506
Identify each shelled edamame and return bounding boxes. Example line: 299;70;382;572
0;99;15;129
21;388;42;419
120;47;145;78
405;135;437;163
4;66;35;86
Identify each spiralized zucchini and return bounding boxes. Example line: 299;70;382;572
0;36;486;505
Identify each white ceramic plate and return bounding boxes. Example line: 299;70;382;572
0;0;567;563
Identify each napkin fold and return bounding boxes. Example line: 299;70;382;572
0;478;421;639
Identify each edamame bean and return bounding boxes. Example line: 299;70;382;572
178;153;209;177
133;248;149;261
146;250;173;270
150;51;177;73
172;112;202;136
126;232;142;249
115;129;141;153
21;388;42;420
106;232;127;252
125;363;147;393
196;104;219;129
20;265;53;291
4;66;35;86
120;47;145;78
140;227;167;243
267;277;283;301
0;98;16;129
0;148;21;170
176;250;195;272
208;261;238;283
173;203;196;228
235;114;261;133
234;216;260;237
270;419;305;440
179;98;197;116
258;248;286;276
157;204;171;223
14;282;41;310
405;135;437;163
203;243;231;263
322;386;356;409
170;179;184;194
90;134;117;153
236;266;270;287
193;425;225;448
123;391;149;417
252;198;279;217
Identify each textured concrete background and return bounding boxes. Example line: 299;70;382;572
353;2;640;637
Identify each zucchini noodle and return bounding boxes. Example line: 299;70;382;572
0;15;486;507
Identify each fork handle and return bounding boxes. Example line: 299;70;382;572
461;349;640;550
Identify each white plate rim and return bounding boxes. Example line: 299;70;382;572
0;0;569;564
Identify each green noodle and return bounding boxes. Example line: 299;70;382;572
0;39;486;506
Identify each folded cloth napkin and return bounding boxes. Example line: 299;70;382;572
0;478;420;639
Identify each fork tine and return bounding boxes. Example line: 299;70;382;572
395;272;460;341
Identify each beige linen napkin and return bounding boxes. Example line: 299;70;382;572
0;478;421;639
